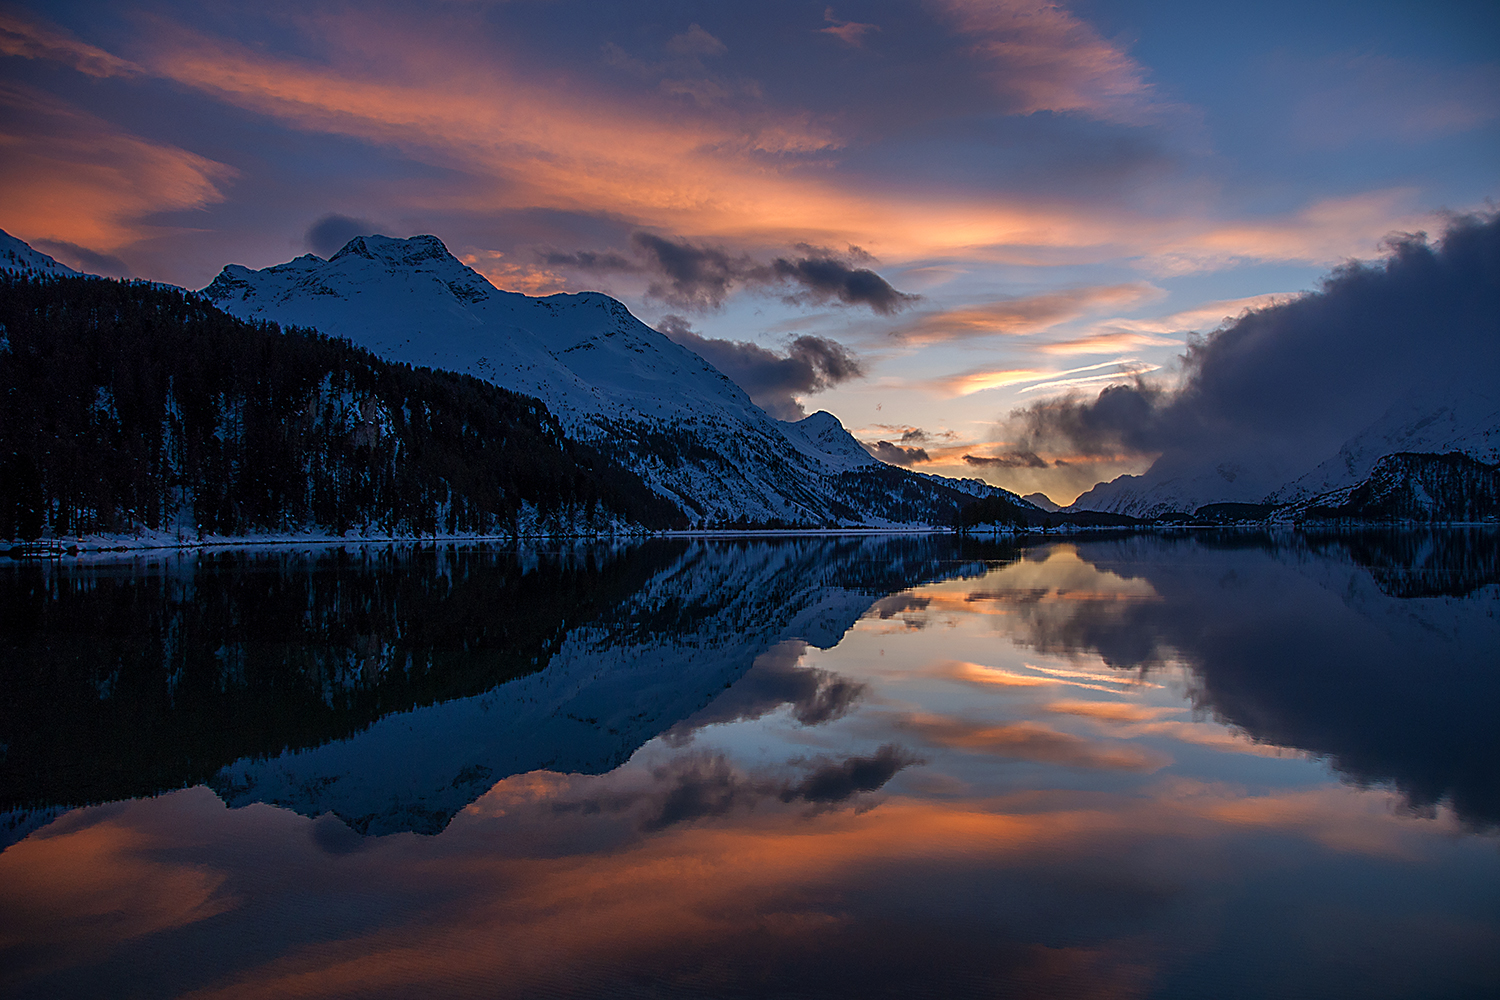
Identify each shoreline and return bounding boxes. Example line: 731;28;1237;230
5;520;1497;561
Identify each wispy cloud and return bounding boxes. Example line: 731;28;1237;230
0;84;233;254
896;284;1159;343
1018;363;1160;394
932;0;1168;125
894;710;1169;770
0;11;141;78
819;8;880;48
928;359;1151;398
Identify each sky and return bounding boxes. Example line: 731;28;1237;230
1;0;1496;502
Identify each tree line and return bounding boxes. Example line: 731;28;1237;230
0;274;682;541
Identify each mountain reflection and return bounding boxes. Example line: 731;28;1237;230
2;530;1497;1000
996;529;1500;827
3;529;1495;844
0;536;993;839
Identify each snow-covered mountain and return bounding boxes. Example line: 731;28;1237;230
1066;458;1291;519
1022;492;1061;512
0;229;80;279
1267;390;1500;504
1069;391;1500;520
204;234;1009;526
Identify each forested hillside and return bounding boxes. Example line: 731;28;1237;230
0;275;681;541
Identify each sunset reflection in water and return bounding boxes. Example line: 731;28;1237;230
1;535;1496;999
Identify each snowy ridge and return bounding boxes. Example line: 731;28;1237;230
779;410;880;473
1268;390;1500;504
1022;493;1061;512
0;230;80;279
1067;458;1293;519
203;234;1004;526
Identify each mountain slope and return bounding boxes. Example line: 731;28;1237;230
0;274;677;542
1291;452;1500;523
1268;390;1500;504
0;230;81;279
204;234;1014;526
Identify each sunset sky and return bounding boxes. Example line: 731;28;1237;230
2;0;1496;501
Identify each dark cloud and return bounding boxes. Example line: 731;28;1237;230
543;232;916;313
1006;380;1166;459
31;239;130;277
658;315;864;420
309;812;369;855
964;451;1049;469
663;640;867;742
306;214;379;257
866;594;931;620
565;745;919;832
780;744;919;803
1003;214;1500;492
769;249;919;314
868;441;930;466
641;756;747;831
632;233;747;308
537;248;637;271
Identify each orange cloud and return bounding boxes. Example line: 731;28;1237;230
163;794;1175;1000
925;358;1158;398
1;9;1454;275
895;712;1170;771
0;810;234;975
0;10;141;78
933;0;1166;124
932;368;1048;396
457;251;572;296
1151;190;1431;275
934;659;1161;695
5;766;1458;999
0;84;233;253
897;283;1160;343
1039;330;1183;355
1043;699;1184;723
67;15;1146;261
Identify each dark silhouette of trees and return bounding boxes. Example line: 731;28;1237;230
0;274;680;540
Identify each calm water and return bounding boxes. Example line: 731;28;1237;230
1;531;1497;999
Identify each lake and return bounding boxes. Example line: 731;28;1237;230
2;530;1497;998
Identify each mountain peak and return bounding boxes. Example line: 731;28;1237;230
329;233;457;269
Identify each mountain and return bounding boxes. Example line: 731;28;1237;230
203;234;1019;526
1070;392;1500;521
0;273;678;543
0;229;81;280
1022;492;1061;512
1290;452;1500;523
1066;454;1296;519
1267;391;1500;504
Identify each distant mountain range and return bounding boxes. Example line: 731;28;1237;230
1068;390;1500;521
5;226;1495;536
0;230;1035;540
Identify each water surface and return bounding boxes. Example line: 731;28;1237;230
1;531;1496;998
